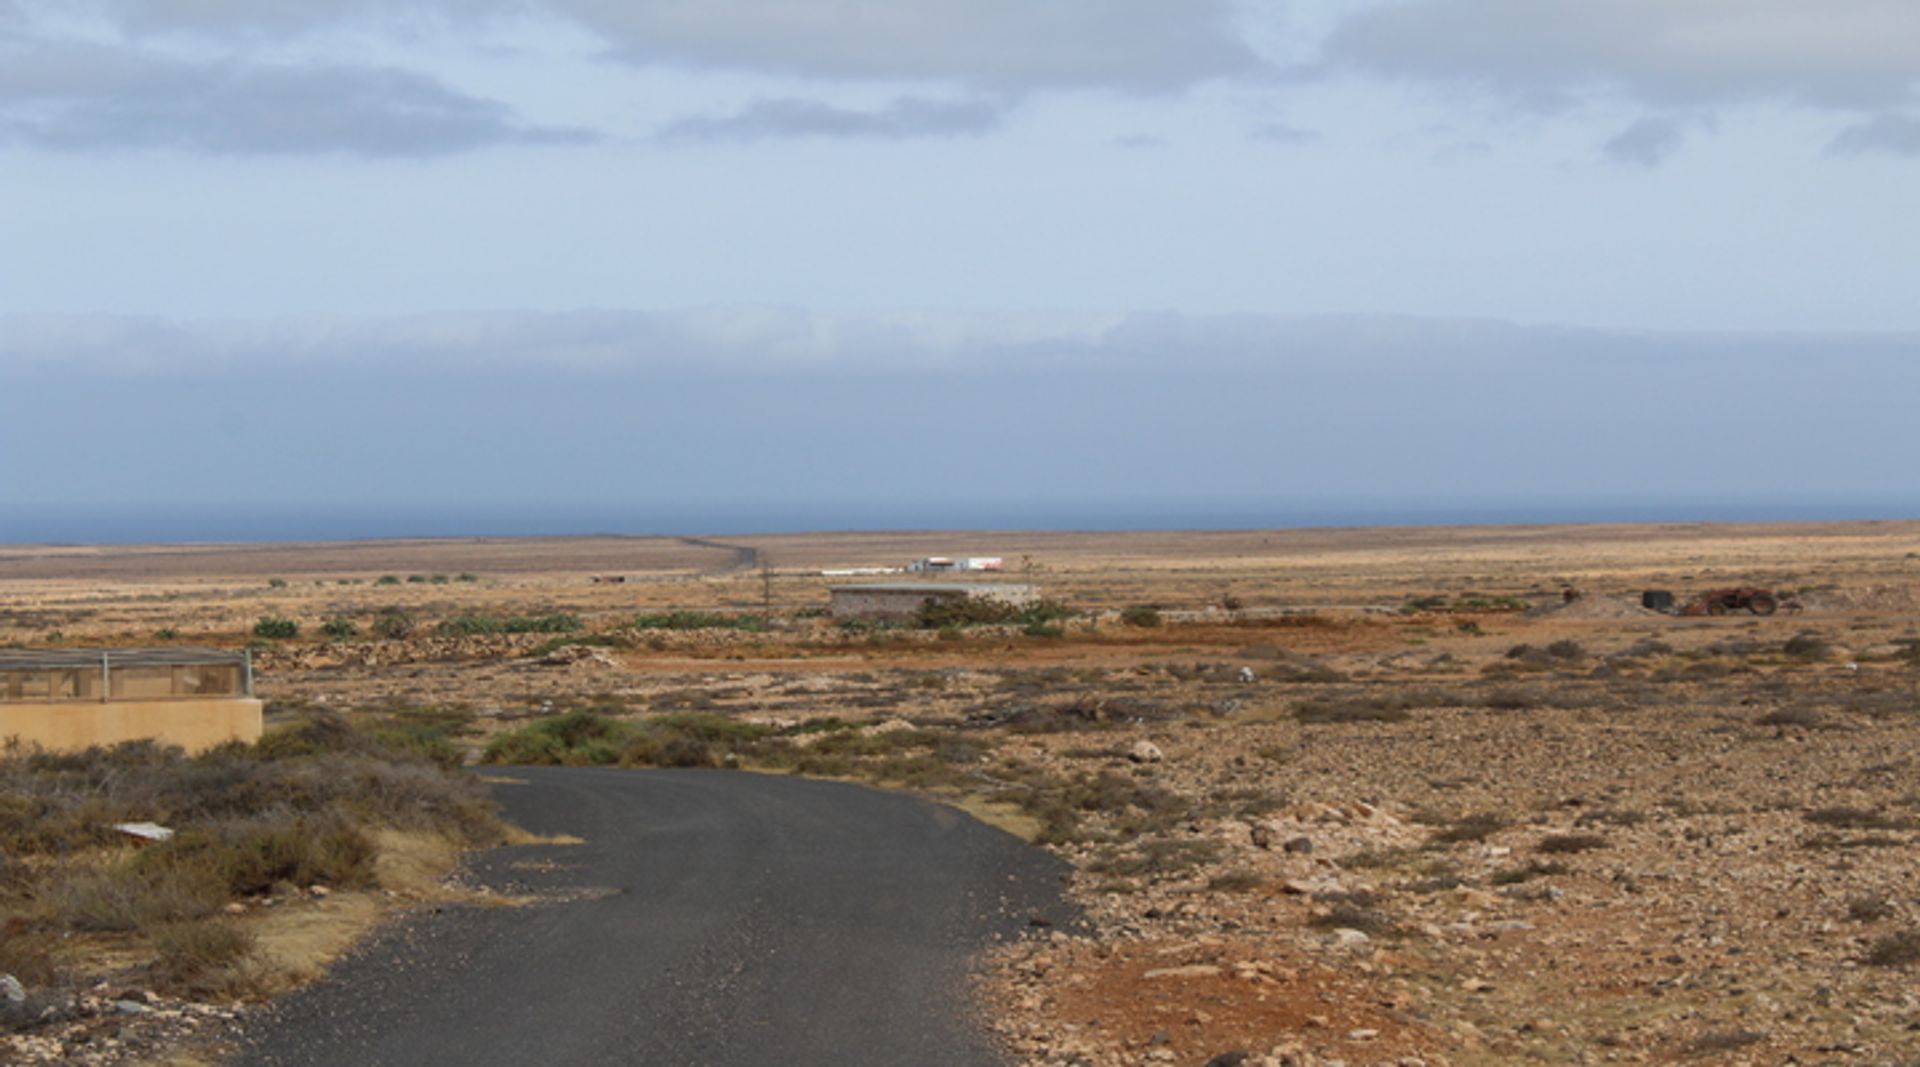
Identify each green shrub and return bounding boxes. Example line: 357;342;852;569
437;616;504;636
1294;696;1414;724
266;578;287;589
915;596;1016;629
1783;633;1834;661
138;820;377;896
375;575;402;586
527;633;630;657
1865;930;1920;968
252;616;298;640
631;611;767;632
371;608;415;640
657;738;715;768
1430;813;1508;845
481;709;770;769
1120;605;1163;628
1537;832;1608;854
437;614;583;637
320;618;359;639
154;627;179;640
482;710;623;765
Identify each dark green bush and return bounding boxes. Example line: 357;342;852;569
1865;930;1920;968
1537;832;1608;854
1294;696;1414;724
252;616;298;640
437;614;582;636
372;608;415;640
632;611;767;632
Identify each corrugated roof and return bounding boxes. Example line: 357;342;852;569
0;647;248;670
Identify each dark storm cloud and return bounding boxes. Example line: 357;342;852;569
0;40;592;155
658;96;1009;142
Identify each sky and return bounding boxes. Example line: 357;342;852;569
2;0;1917;539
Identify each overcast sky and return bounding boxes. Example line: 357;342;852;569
2;1;1917;536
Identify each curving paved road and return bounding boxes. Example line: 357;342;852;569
232;767;1076;1067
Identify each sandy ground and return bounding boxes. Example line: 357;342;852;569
5;520;1920;1066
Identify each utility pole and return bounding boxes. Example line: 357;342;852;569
761;557;774;621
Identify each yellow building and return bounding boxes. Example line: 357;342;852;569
0;648;264;754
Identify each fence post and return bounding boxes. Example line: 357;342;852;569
243;649;254;698
101;651;111;703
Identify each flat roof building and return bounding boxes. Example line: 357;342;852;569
828;582;1039;620
0;647;263;753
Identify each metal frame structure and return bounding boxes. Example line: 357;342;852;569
0;647;253;704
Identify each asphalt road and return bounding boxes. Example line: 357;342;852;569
231;767;1076;1067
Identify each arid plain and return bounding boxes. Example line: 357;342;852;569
5;521;1920;1066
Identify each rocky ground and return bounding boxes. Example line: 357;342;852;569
244;602;1920;1066
6;525;1920;1066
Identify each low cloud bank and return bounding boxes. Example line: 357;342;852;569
3;309;1914;515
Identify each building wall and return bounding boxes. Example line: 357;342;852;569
828;584;1040;619
0;699;264;754
829;589;956;618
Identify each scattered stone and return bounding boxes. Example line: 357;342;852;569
1143;964;1223;980
1283;836;1314;855
1128;740;1165;764
1454;887;1499;910
1330;928;1371;949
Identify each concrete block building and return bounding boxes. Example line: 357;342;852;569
828;582;1039;620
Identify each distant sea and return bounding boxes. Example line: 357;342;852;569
5;497;1919;546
